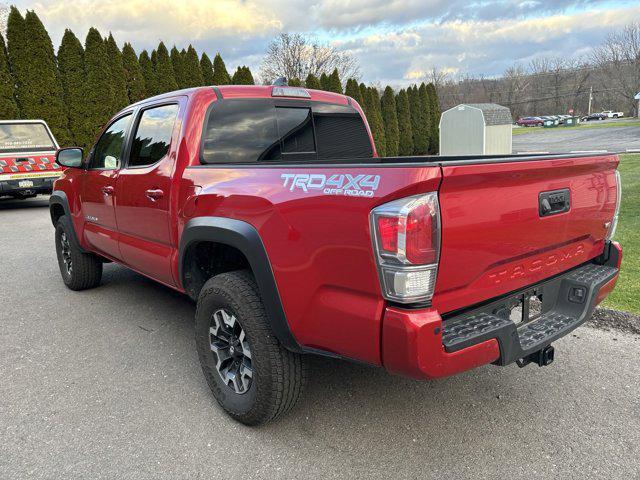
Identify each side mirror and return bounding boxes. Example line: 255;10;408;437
56;147;84;168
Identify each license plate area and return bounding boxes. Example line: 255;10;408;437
496;289;544;325
18;180;34;188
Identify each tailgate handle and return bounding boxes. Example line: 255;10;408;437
539;189;570;217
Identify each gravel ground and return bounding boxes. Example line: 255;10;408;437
1;196;639;480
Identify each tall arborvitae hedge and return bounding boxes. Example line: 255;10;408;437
327;68;342;94
84;27;114;147
155;42;178;93
304;73;320;89
232;66;254;85
0;33;19;118
200;52;214;85
139;50;157;97
396;89;413;156
426;82;440;154
6;7;26;115
344;78;362;105
359;83;368;106
184;45;204;87
212;53;231;85
418;82;432;155
122;43;145;103
170;46;186;89
105;33;129;112
319;72;330;91
409;85;427;154
381;86;399;157
288;77;302;87
13;10;71;144
57;29;86;145
364;87;386;157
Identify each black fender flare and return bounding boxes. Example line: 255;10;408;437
179;216;302;353
49;190;86;252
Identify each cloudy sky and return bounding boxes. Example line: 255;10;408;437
10;0;640;86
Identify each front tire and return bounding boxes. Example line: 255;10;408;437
55;215;103;290
195;271;307;425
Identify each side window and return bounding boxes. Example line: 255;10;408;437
129;104;179;168
89;114;132;170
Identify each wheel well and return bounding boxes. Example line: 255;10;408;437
50;203;65;225
182;241;251;300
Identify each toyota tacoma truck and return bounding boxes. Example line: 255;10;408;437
0;120;62;199
49;85;623;425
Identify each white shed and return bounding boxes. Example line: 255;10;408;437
439;103;513;156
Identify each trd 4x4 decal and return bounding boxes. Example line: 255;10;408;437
281;173;380;197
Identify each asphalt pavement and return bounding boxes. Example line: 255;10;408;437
513;119;640;154
1;196;639;479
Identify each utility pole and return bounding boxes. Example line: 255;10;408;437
587;86;593;115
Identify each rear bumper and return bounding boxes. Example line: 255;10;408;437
0;175;58;196
382;241;622;380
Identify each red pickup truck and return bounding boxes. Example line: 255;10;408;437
50;85;623;425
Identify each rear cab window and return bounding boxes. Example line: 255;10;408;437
0;122;57;154
201;99;373;164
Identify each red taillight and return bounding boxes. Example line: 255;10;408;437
378;216;399;254
370;193;441;304
406;202;436;264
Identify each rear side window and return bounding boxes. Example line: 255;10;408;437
129;104;179;168
201;99;372;164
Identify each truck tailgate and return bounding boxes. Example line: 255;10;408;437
433;154;619;314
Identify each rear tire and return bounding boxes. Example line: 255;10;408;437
195;270;307;425
55;215;103;290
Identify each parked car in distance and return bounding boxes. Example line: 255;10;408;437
601;110;624;118
50;85;623;425
0;120;61;199
582;113;607;121
516;116;544;127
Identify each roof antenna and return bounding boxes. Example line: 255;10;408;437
272;77;287;86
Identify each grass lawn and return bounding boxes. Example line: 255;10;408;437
603;153;640;314
513;120;640;135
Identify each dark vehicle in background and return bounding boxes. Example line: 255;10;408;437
516;116;544;127
0;120;61;199
582;113;607;122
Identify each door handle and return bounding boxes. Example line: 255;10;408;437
102;185;114;196
145;188;164;201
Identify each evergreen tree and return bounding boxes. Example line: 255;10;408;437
304;73;320;90
16;10;70;144
57;29;86;145
155;42;178;93
139;50;157;97
0;33;18;119
200;52;214;85
396;89;413;156
212;53;231;85
327;68;342;94
105;33;129;111
288;77;302;87
418;82;432;154
408;85;427;154
344;78;362;105
381;86;399;157
6;7;26;115
426;82;441;154
183;45;204;87
84;27;114;147
122;43;146;103
170;46;186;89
319;72;330;90
232;66;255;85
364;87;386;157
359;83;367;106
